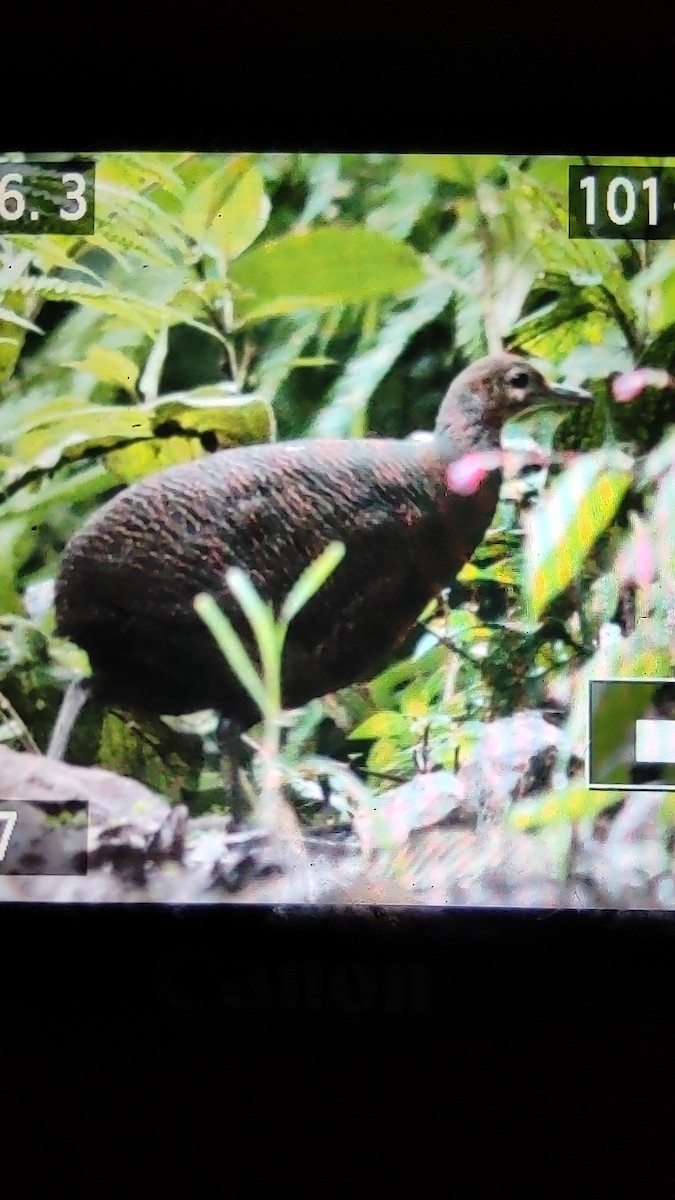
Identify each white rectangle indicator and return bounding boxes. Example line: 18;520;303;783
635;719;675;764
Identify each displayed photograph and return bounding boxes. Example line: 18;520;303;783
1;151;674;906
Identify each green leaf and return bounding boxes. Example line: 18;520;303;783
350;711;412;740
280;542;345;626
183;155;257;241
67;346;139;394
512;292;623;365
311;279;452;435
254;311;323;402
14;405;153;465
203;163;270;262
150;386;272;437
193;592;268;718
5;387;273;492
457;560;518;586
2;275;222;340
119;151;190;197
224;567;281;708
523;450;634;620
511;784;624;829
108;388;273;481
5;234;101;279
0;306;42;334
230;226;425;323
402;154;502;185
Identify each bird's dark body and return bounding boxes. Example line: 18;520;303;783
53;354;588;737
55;438;499;728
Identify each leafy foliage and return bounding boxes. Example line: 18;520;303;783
2;150;675;851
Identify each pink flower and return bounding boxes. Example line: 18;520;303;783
616;518;656;586
446;452;496;495
612;368;672;403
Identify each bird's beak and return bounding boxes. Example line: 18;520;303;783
547;380;593;404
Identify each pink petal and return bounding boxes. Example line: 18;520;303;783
612;368;672;403
634;539;656;585
446;453;492;495
617;522;656;586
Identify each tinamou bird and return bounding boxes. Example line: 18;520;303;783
47;353;590;795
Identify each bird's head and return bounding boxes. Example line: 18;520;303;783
434;353;591;456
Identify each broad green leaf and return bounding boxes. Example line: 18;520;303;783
183;155;256;241
203;163;270;262
106;388;273;481
400;692;429;720
366;738;403;777
230;227;425;323
368;646;446;707
0;310;28;382
106;437;209;478
96;154;165;194
149;386;272;438
193;592;268;718
511;785;624;829
523;450;634;620
518;156;576;194
457;560;518;586
14;405;154;466
66;346;139;394
2;463;108;522
350;711;412;740
280;542;345;626
512;293;625;366
557;338;633;385
6;387;272;491
97;709;203;802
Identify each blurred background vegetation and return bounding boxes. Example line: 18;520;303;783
2;150;675;838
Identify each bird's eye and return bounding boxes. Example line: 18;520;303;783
507;370;531;390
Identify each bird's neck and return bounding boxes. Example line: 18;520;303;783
433;389;499;462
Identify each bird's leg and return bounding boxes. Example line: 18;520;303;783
216;716;251;827
46;678;91;760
